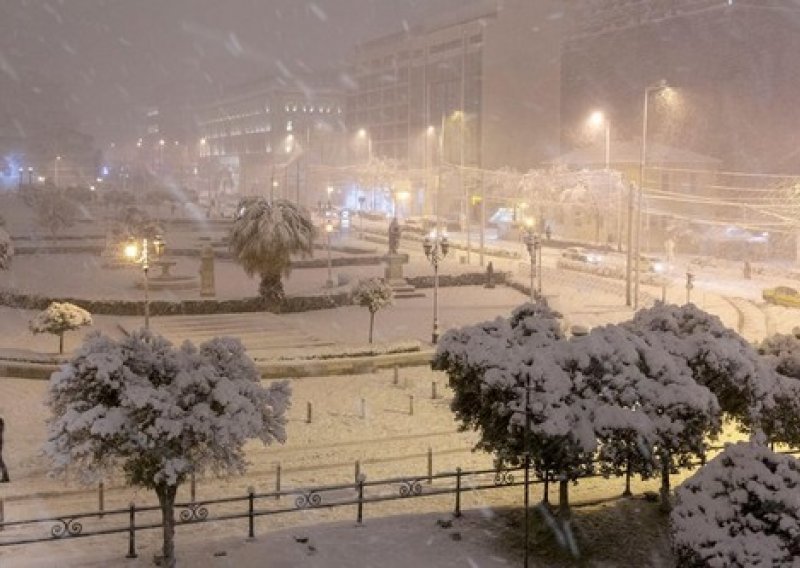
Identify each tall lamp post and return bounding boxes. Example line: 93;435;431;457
324;220;334;288
523;227;541;302
589;111;620;251
423;232;450;344
27;166;33;185
17;167;23;189
631;80;669;309
54;156;61;188
125;235;165;330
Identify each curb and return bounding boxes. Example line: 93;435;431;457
0;350;436;381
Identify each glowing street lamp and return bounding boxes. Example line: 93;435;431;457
631;80;671;309
124;235;166;330
356;128;372;162
18;167;23;189
54;155;62;188
588;110;621;252
423;231;450;344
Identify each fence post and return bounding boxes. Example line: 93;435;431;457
306;401;312;424
360;398;366;419
431;382;437;400
356;476;365;524
427;447;433;484
125;502;137;559
0;498;4;532
275;463;281;500
393;365;399;385
98;481;105;519
409;395;414;416
190;471;196;503
454;467;462;518
247;486;255;540
355;460;361;484
64;463;69;488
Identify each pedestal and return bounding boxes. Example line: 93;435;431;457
384;253;408;280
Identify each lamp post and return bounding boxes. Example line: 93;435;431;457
523;227;539;302
588;111;620;251
159;138;165;168
17;167;23;189
631;80;669;309
124;235;165;330
358;195;366;238
423;232;450;344
54;156;61;188
686;271;694;304
27;166;33;185
325;220;334;288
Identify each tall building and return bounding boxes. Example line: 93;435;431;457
346;0;568;218
561;0;800;174
193;73;346;206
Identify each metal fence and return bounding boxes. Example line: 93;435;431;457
0;465;530;559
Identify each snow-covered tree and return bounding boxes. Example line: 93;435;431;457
29;302;92;354
44;331;291;568
31;188;78;236
757;333;800;447
0;225;13;270
352;278;393;343
625;303;778;430
229;197;315;303
671;437;800;567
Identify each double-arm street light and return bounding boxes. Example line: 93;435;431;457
125;235;165;330
423;232;450;344
627;80;670;309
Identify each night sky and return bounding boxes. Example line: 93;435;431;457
0;0;465;143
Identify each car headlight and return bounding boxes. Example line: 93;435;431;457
653;262;665;273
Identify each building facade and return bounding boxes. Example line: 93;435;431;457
193;75;346;208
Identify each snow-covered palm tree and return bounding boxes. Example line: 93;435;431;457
229;197;315;303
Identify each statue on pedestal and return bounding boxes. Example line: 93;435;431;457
199;245;216;297
388;217;401;255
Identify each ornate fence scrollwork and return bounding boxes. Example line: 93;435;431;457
494;470;514;486
178;503;209;523
51;518;83;538
294;491;322;509
399;479;423;498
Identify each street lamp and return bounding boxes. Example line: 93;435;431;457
356;128;372;162
588;111;621;252
631;80;670;309
324;220;334;288
423;232;450;344
159;138;165;167
686;271;694;304
55;156;61;188
124;235;165;330
17;167;23;189
523;228;541;302
27;166;33;185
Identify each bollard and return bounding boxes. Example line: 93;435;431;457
275;463;281;500
454;468;462;518
393;365;399;385
190;471;196;503
64;463;69;488
247;487;255;539
355;460;361;484
409;395;414;416
0;498;4;532
306;401;312;424
431;382;437;400
360;398;366;419
356;476;365;524
427;448;433;484
125;502;137;559
99;481;105;519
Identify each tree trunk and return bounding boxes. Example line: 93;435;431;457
258;272;285;305
542;470;550;504
623;457;632;497
368;311;375;344
155;483;178;568
659;451;671;513
0;417;9;482
558;476;571;520
58;332;64;355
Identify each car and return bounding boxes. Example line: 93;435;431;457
561;247;603;264
763;286;800;308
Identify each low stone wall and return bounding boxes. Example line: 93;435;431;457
406;271;507;289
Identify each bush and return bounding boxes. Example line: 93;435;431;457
671;438;800;567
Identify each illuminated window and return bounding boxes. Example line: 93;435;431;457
286;120;293;132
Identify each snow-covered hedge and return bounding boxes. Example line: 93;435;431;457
268;340;422;361
29;301;92;354
556;258;668;286
671;438;800;567
0;227;13;270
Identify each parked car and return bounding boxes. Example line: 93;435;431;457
561;247;603;264
763;286;800;308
